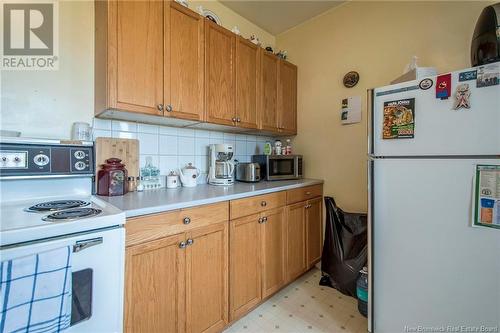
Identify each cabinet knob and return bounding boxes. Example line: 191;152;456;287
262;216;268;222
183;217;191;225
157;104;164;112
166;104;173;112
186;238;194;246
236;117;241;122
232;117;237;122
179;241;187;249
260;201;267;207
258;217;263;224
306;191;311;195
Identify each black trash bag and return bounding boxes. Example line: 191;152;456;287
320;196;367;297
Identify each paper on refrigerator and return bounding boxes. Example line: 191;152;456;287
473;165;500;229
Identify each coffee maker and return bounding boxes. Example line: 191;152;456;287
208;144;235;186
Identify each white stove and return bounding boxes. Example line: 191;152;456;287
0;137;125;333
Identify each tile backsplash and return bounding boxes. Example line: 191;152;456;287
93;118;275;184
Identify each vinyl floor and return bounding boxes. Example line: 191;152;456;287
223;268;368;333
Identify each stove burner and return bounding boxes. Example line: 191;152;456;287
27;200;90;212
42;208;102;222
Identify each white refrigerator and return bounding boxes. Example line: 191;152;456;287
367;65;500;332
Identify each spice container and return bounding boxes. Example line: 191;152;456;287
97;158;128;196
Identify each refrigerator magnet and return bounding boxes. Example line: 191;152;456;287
453;84;471;110
419;78;433;90
458;70;477;82
476;63;499;88
382;98;415;139
436;73;451;99
472;165;500;229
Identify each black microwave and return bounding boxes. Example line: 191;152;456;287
252;155;303;181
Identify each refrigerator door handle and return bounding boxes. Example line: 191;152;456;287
367;88;375;157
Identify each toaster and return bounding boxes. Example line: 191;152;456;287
235;163;261;183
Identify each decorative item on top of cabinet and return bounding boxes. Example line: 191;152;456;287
95;1;204;123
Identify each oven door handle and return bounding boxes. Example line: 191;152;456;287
73;237;103;253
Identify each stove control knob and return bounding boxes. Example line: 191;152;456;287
33;154;49;166
74;161;87;171
74;150;86;159
1;157;7;162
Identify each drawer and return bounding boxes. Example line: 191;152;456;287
286;184;323;204
125;202;229;246
230;191;286;220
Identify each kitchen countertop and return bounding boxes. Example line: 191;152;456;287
98;179;324;218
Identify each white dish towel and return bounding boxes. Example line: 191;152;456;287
0;246;72;333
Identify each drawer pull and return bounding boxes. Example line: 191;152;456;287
183;217;191;225
186;238;194;246
261;201;267;207
179;241;187;249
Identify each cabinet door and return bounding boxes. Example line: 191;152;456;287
229;213;262;321
125;233;185;333
235;37;259;129
205;21;236;126
261;208;286;298
278;61;298;134
165;3;204;121
186;222;228;333
306;197;323;268
116;0;163;115
260;52;279;132
286;202;307;282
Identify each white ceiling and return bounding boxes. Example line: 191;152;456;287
220;1;344;35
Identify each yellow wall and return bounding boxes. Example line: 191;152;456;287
0;0;274;139
276;1;491;213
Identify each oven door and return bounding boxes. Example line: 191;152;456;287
267;156;299;180
0;226;125;333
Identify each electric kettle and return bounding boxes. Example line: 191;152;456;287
178;163;201;187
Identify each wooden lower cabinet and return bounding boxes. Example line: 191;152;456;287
261;208;286;298
229;213;262;321
286;202;307;282
186;222;228;333
125;222;228;333
306;197;323;268
125;233;186;333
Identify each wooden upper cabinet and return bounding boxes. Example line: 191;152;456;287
235;38;260;129
306;197;323;268
165;3;204;121
125;233;185;333
205;21;236;126
261;208;286;298
186;222;228;333
229;213;262;321
278;61;298;134
260;52;280;133
115;0;164;115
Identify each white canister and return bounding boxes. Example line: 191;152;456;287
71;122;93;141
166;171;179;189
